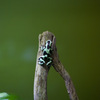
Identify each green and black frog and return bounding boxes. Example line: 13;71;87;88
38;40;53;67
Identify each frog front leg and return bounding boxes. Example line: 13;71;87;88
41;45;46;51
38;56;45;65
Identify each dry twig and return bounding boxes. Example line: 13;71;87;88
34;31;79;100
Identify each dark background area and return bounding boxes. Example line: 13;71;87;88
0;0;100;100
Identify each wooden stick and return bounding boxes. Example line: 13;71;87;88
34;31;79;100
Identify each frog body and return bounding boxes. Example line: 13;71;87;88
38;40;53;67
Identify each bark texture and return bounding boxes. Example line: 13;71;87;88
34;31;79;100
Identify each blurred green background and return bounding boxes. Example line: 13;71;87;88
0;0;100;100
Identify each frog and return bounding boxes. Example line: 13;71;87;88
38;40;53;67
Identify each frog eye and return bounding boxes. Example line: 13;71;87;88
47;40;50;44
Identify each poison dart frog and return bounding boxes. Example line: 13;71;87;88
38;40;53;67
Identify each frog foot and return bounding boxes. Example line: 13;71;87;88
46;60;52;67
38;56;45;65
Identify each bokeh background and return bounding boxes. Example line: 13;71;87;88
0;0;100;100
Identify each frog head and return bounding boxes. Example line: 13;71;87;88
46;40;52;49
